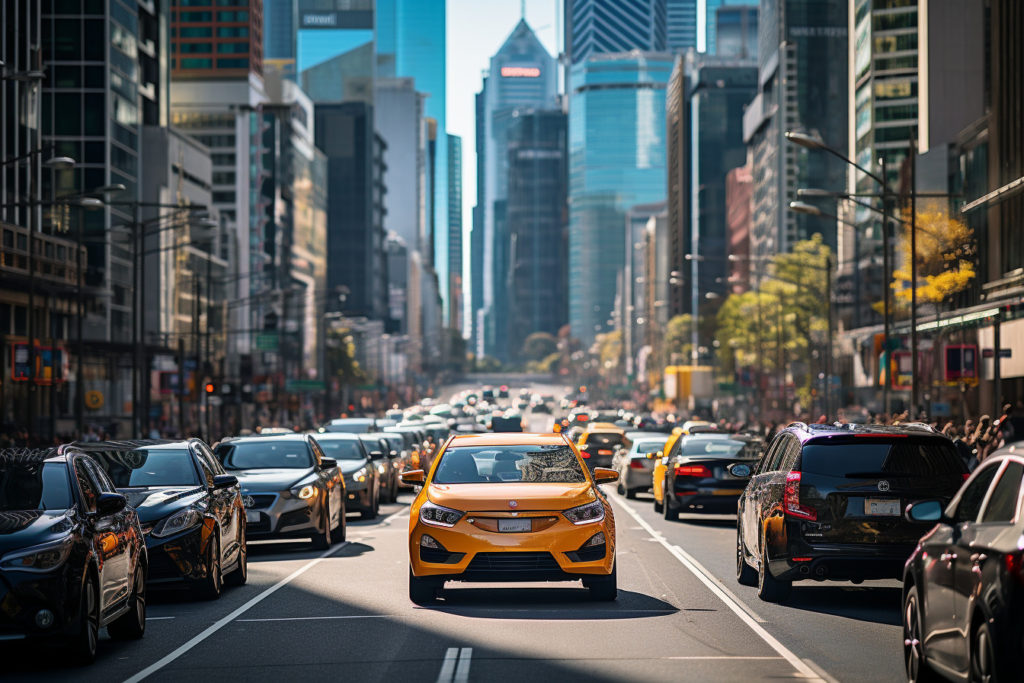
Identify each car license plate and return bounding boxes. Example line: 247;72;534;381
497;518;531;533
246;510;260;524
865;498;900;516
712;488;744;496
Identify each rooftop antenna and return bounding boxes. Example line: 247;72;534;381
521;0;526;19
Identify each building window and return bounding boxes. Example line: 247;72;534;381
179;42;213;54
217;42;249;53
179;26;213;37
181;58;213;69
216;58;248;68
217;26;249;37
217;11;248;22
178;11;213;22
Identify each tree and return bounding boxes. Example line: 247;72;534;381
521;332;558;362
663;314;693;364
891;206;975;304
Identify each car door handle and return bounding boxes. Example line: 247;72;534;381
970;553;987;563
940;552;957;562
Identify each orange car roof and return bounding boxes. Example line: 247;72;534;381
585;422;624;433
445;432;567;447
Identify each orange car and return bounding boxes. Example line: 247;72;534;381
402;432;618;604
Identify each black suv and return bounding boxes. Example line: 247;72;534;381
735;423;968;602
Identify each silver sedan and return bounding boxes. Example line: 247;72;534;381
614;435;670;498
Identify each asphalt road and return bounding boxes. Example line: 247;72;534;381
4;395;907;682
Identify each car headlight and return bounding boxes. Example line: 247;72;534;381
419;501;464;527
563;500;605;525
151;508;204;538
292;484;317;500
350;467;367;483
376;463;387;475
0;537;74;573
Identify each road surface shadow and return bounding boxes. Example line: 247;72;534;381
782;584;902;625
673;515;737;528
424;587;679;620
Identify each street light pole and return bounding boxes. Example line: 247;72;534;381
909;135;919;417
880;156;892;417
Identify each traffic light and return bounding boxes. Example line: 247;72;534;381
204;382;215;394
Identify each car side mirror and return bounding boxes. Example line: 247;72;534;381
646;450;663;460
390;450;398;457
319;456;338;469
905;499;945;523
370;450;384;460
96;492;127;517
727;463;752;478
212;474;238;489
592;467;619;484
401;469;425;484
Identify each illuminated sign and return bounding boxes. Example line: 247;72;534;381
301;12;338;27
501;66;541;78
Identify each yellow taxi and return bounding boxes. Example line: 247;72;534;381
575;422;629;469
651;427;684;509
402;432;618;604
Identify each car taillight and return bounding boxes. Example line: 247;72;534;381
629;460;645;469
675;464;712;478
598;449;613;456
963;473;971;481
1005;552;1024;584
784;471;817;521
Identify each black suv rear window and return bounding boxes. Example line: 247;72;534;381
800;438;966;478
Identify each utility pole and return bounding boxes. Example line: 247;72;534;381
880;156;892;417
909;136;919;418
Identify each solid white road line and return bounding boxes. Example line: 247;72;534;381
236;614;394;622
454;647;472;683
144;616;175;621
436;647;459;683
665;656;784;660
123;541;350;683
611;496;824;681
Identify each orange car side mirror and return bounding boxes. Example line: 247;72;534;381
592;467;619;484
400;470;425;485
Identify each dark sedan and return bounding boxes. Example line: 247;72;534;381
317;433;380;520
359;432;402;503
214;434;345;548
81;440;247;599
0;448;147;663
658;435;759;520
903;450;1024;682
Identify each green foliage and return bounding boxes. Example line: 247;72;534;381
521;332;558;362
664;314;693;363
326;328;366;384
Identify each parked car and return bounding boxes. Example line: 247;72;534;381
736;423;968;602
653;434;761;519
902;448;1024;682
214;434;346;548
316;432;380;520
82;439;247;598
360;432;403;502
0;448;147;663
613;435;670;499
403;433;618;604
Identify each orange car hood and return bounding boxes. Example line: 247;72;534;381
427;482;595;512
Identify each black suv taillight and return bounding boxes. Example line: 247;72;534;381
784;471;817;521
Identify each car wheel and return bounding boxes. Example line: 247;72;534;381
736;526;757;587
71;573;99;664
904;585;941;683
409;568;441;605
616;479;626;496
653;492;664;513
225;521;248;587
756;534;791;603
971;620;996;683
337;504;347;542
195;531;223;600
625;486;637;500
663;484;679;521
585;562;618;602
361;492;378;520
109;563;146;640
311;507;333;549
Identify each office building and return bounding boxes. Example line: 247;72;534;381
565;0;668;64
296;0;374;103
715;4;757;58
702;0;758;54
666;51;757;325
447;134;464;332
375;79;427;253
264;0;296;74
621;202;667;381
170;0;263;80
743;0;846;271
506;109;568;358
477;20;558;360
568;51;674;346
724;163;753;293
470;86;486;354
667;0;699;50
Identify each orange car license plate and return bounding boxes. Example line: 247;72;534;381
712;489;744;496
497;518;531;532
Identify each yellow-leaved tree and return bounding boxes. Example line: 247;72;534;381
891;206;975;304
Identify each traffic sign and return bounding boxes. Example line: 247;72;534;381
982;348;1011;358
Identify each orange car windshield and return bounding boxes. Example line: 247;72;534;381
433;445;586;484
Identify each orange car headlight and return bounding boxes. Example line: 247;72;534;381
419;501;464;527
562;500;605;525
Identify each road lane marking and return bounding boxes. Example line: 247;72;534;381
454;647;472;683
145;617;175;621
611;497;824;681
436;648;459;683
123;541;350;683
665;656;784;660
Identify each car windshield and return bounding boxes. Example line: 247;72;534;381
433;445;587;484
0;460;72;511
318;439;366;460
585;433;626;448
800;438;966;477
679;439;746;457
216;441;313;470
634;441;667;454
90;448;200;487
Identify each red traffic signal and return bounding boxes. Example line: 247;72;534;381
204;382;215;394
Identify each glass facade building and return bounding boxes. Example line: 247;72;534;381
170;0;263;79
667;0;698;50
702;0;758;54
568;52;673;345
447;134;463;331
565;0;667;64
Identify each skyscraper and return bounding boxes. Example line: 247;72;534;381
477;20;557;360
667;0;699;50
263;0;296;74
565;0;668;63
702;0;758;54
170;0;264;79
568;51;674;345
447;134;464;332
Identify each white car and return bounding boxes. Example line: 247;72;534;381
614;435;670;498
